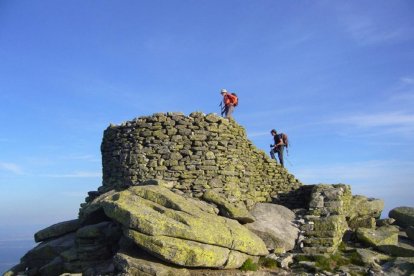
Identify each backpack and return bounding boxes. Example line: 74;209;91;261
231;93;238;106
281;133;289;148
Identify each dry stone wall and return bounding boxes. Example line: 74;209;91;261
274;184;386;255
301;184;352;254
100;112;301;204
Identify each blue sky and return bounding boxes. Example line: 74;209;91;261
0;0;413;234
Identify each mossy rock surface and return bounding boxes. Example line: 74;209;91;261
114;251;191;276
355;248;391;266
125;229;231;268
348;216;376;230
377;242;414;257
382;257;414;275
126;229;256;269
356;225;399;247
348;195;384;220
80;185;268;268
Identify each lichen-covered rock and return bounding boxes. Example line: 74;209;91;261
356;225;399;247
308;184;352;216
203;189;255;223
302;217;348;253
184;196;219;215
10;112;400;275
9;220;123;275
245;203;299;253
302;184;351;254
80;185;268;268
389;206;414;228
126;230;239;268
376;218;396;227
355;248;391;266
34;219;81;242
348;196;381;231
377;242;414;257
114;252;191;276
308;215;348;237
141;178;175;189
382;257;414;275
348;216;376;229
348;195;384;220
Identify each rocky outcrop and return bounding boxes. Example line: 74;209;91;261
355;248;391;266
389;206;414;228
377;243;414;257
8;184;268;275
80;185;268;268
19;221;121;276
34;219;81;243
6;112;414;275
347;195;384;229
21;232;76;273
377;217;396;227
245;203;299;253
202;189;255;223
356;225;399;247
114;251;191;276
382;257;414;275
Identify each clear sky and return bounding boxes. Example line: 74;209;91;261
1;0;413;234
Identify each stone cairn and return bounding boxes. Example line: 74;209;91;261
95;112;301;206
9;112;410;276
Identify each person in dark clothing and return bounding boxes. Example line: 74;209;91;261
270;129;285;167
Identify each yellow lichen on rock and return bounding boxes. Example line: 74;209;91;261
80;185;268;268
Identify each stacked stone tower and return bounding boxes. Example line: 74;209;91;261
99;112;301;206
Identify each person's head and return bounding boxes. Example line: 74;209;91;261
220;88;227;95
270;129;277;136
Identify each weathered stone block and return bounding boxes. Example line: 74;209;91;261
356;225;399;247
349;195;384;220
389;207;414;228
203;190;255;223
35;219;81;243
377;243;414;257
348;216;376;230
